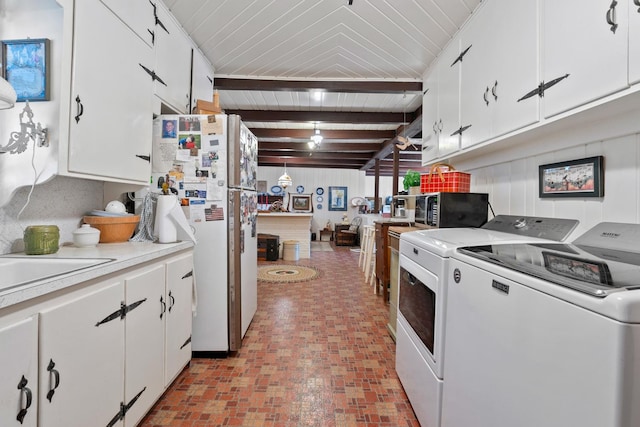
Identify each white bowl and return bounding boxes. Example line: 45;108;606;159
73;224;101;247
105;200;127;214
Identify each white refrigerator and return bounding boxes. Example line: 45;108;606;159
151;114;258;354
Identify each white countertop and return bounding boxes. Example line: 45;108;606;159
0;240;194;309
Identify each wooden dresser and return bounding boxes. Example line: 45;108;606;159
373;220;412;303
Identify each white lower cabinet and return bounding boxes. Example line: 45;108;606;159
164;253;194;386
123;265;166;427
0;316;38;427
0;249;193;427
39;281;125;427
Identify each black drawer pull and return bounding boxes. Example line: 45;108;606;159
46;359;60;402
17;375;32;424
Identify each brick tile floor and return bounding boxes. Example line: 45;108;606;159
139;246;419;427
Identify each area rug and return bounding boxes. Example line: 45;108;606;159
310;241;334;252
258;264;320;283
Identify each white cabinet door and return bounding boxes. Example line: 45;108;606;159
39;281;125;427
0;317;38;427
123;264;166;427
490;0;539;138
542;0;628;117
154;2;193;114
164;253;194;386
190;48;214;113
461;0;539;149
421;70;439;165
437;38;462;158
68;0;153;183
459;8;493;150
100;0;155;46
630;3;640;84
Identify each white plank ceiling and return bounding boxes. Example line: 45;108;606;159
162;0;481;175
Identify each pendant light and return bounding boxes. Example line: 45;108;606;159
0;77;17;110
307;122;323;149
278;162;292;188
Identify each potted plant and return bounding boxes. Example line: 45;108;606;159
403;169;421;193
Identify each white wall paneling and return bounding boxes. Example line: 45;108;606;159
462;122;640;239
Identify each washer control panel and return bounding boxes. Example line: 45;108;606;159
482;215;579;241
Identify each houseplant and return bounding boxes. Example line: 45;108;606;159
403;170;421;193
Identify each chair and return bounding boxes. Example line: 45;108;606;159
335;217;362;246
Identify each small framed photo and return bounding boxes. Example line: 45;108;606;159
2;38;50;102
538;156;604;198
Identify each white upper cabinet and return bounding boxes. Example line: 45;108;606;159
65;0;153;183
629;3;640;84
100;0;155;46
422;70;439;165
154;1;193;114
437;38;462;158
460;0;539;149
190;48;214;113
541;0;629;117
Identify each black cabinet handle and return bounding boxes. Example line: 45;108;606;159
181;270;193;279
16;375;32;424
46;359;60;402
147;28;155;45
483;87;490;106
606;0;618;33
634;0;640;12
74;95;84;123
492;81;498;101
136;154;151;162
139;64;167;86
450;124;472;137
432;121;439;134
451;44;472;67
160;295;166;319
168;290;175;312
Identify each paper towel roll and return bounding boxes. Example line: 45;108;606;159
154;194;197;244
155;195;178;243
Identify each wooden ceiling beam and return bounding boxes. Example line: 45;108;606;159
225;110;413;124
257;142;383;151
214;78;422;94
259;151;375;160
360;112;423;171
250;128;397;139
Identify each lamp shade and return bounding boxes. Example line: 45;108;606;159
278;163;292;188
0;77;17;110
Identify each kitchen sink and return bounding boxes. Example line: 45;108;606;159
0;257;114;292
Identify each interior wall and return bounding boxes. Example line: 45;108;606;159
257;166;397;234
457;119;640;239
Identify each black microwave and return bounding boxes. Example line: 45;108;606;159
415;192;489;228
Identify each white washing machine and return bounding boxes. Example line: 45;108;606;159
396;215;579;427
442;222;640;427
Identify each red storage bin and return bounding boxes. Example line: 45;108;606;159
420;163;470;193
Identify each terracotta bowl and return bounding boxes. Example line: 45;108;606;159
83;215;140;243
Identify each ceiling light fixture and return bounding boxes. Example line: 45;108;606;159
278;162;292;188
307;122;323;149
0;76;17;110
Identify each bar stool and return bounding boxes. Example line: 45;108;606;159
362;226;376;281
359;225;374;270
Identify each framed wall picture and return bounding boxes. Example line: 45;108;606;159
538;156;604;198
2;38;50;102
288;194;312;212
328;186;348;211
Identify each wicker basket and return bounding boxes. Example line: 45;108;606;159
83;215;140;243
